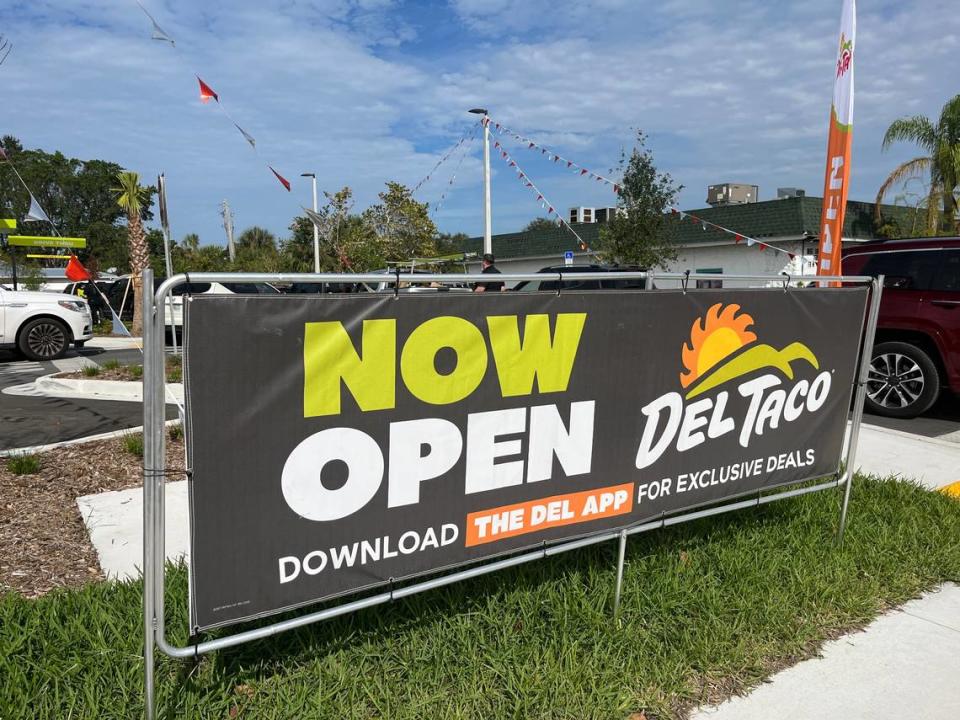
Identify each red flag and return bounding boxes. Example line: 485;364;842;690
509;161;516;167
528;142;535;148
270;166;291;191
494;141;500;148
197;76;218;103
788;252;796;260
671;208;679;215
536;194;543;201
541;148;547;155
759;243;768;251
613;184;621;194
554;156;560;162
734;234;742;243
567;161;573;168
0;146;6;161
547;206;554;214
580;169;588;176
65;255;91;282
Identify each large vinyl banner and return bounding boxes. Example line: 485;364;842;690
185;288;868;630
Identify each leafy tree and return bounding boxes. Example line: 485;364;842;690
876;94;960;234
435;231;470;256
233;226;280;271
596;131;681;268
362;182;437;263
522;217;559;233
113;172;151;334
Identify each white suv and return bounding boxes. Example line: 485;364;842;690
0;287;93;360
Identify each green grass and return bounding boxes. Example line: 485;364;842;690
81;365;101;377
128;364;144;380
1;477;958;719
121;432;144;458
166;355;182;383
168;424;183;441
101;358;121;371
5;453;41;475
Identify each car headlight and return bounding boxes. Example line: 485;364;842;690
58;300;88;313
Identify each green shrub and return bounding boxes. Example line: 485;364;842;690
169;424;184;441
121;432;144;458
6;453;41;475
101;358;121;371
128;364;144;379
81;365;101;377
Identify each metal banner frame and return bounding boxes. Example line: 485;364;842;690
141;270;881;719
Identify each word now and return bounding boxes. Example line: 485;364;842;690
303;313;586;417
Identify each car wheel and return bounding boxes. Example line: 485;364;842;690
18;317;71;361
865;341;940;419
75;341;86;349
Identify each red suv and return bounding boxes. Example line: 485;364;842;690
843;237;960;418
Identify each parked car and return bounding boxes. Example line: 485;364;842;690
843;237;960;418
511;264;648;292
0;286;93;360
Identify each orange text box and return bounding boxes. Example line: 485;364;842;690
465;482;634;547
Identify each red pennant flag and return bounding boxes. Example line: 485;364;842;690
759;243;767;251
197;76;218;103
567;161;573;168
547;206;554;214
495;123;500;130
526;182;533;187
580;169;588;175
671;208;679;215
613;184;621;194
494;141;500;148
0;146;6;161
537;194;544;201
519;173;525;179
691;215;699;224
270;166;291;191
65;255;91;282
509;161;516;167
528;142;535;148
734;234;742;243
554;156;560;162
541;148;547;155
579;242;587;250
788;252;796;260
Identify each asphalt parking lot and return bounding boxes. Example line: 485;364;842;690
0;343;177;452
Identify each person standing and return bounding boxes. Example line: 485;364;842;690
474;253;505;293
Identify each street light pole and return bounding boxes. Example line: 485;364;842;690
301;173;319;273
469;108;492;255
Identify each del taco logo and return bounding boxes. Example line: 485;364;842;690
635;304;831;469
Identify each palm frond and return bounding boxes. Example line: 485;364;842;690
936;94;960;144
875;156;933;222
882;116;936;153
112;171;147;216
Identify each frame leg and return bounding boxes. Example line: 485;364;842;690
613;529;628;619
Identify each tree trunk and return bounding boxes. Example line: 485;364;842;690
131;276;143;336
127;212;149;337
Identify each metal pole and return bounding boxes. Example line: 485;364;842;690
482;115;492;255
613;529;628;619
838;275;884;544
152;269;168;649
158;175;178;355
311;176;320;274
141;268;156;720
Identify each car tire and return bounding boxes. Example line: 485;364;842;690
17;317;71;361
75;341;86;349
865;341;940;419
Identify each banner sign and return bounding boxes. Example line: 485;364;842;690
817;0;856;276
7;235;86;248
185;289;868;630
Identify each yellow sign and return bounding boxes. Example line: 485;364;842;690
7;235;86;249
0;219;16;231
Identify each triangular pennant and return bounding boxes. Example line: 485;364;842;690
567;161;573;168
526;182;533;187
759;243;767;251
613;184;621;194
137;1;176;46
547;206;554;214
734;234;742;243
509;161;516;167
197;76;218;103
746;238;755;246
536;194;543;201
580;169;588;176
701;222;707;230
234;123;256;148
554;156;560;162
494;141;500;148
528;142;535;149
270;166;291;191
25;193;51;223
671;208;679;215
0;146;6;161
541;148;547;155
111;308;131;336
788;252;796;260
65;255;91;282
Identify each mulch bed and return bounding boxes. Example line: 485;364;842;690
0;434;184;598
59;367;142;381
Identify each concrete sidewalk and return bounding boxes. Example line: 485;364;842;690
692;584;960;720
854;422;960;490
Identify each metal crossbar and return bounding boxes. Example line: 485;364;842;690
142;270;882;719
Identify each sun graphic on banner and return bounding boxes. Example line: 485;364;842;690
680;304;757;389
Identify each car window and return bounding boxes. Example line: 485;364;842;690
539;278;603;292
931;250;960;292
172;282;212;295
858;250;940;290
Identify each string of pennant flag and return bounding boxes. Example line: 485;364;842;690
489;117;811;264
433;127;480;213
136;2;292;193
412;125;479;195
0;146;61;234
489;120;587;250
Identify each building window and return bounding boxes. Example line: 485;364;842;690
696;268;722;289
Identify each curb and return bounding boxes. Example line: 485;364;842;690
34;373;184;404
0;418;181;457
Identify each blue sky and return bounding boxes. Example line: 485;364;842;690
1;0;958;246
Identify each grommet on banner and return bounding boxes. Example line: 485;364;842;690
681;270;690;294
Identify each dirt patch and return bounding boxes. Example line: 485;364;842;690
60;366;143;381
0;434;184;598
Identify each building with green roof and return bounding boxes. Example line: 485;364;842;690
455;195;919;287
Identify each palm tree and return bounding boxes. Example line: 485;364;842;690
113;171;150;335
876;94;960;234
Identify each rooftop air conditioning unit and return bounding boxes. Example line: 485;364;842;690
569;207;595;224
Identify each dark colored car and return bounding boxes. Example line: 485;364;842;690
511;264;647;292
843;237;960;418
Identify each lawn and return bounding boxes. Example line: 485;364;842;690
1;476;959;719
